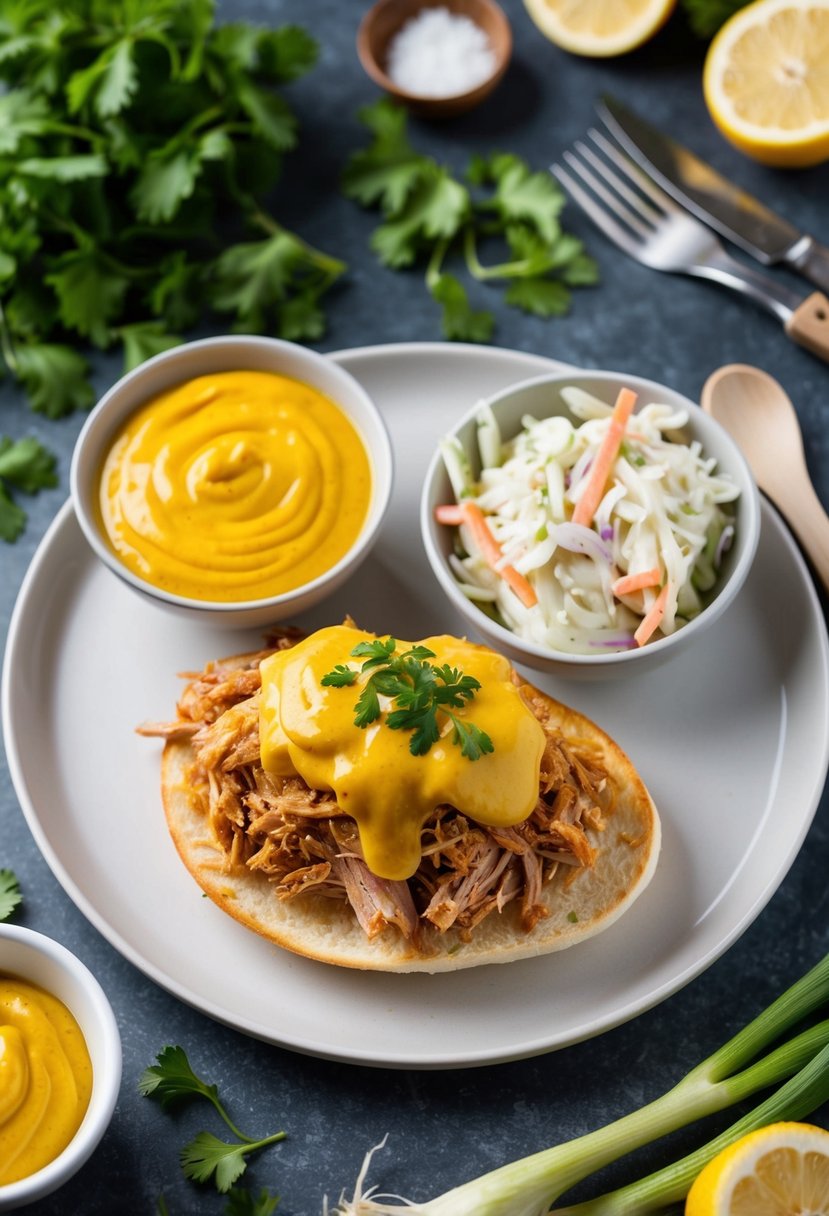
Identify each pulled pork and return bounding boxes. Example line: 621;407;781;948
139;631;613;948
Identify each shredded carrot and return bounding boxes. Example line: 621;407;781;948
634;583;670;647
434;503;465;525
612;566;661;597
571;387;638;528
460;502;538;609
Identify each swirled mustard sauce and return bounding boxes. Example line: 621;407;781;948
259;625;547;880
0;977;92;1185
97;371;373;602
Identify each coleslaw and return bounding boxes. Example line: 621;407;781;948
436;384;740;654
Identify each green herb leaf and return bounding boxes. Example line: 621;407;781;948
138;1045;222;1112
504;277;571;318
118;321;182;373
0;432;57;541
44;249;130;347
181;1132;251;1193
0;869;22;921
13;343;94;418
430;273;494;343
224;1187;280;1216
322;638;493;760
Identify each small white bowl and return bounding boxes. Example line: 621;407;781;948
70;336;394;630
0;924;121;1210
420;369;761;679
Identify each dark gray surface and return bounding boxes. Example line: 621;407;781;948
2;1;828;1213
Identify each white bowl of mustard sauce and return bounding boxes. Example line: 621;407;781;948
0;924;121;1210
71;336;394;629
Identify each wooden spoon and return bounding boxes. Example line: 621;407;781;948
701;364;829;595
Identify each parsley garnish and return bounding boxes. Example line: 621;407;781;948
139;1046;286;1193
0;3;344;420
0;870;22;921
342;100;598;343
321;638;494;761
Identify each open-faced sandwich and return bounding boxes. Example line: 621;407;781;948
139;622;660;972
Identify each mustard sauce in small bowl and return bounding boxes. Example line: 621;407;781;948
0;925;120;1210
71;337;394;629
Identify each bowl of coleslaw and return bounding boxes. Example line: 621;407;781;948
420;370;761;678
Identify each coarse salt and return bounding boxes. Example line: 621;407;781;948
386;7;497;98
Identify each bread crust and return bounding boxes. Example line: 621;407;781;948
160;676;661;973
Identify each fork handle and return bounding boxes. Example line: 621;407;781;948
784;292;829;363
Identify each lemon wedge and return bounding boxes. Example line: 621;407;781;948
703;0;829;167
522;0;675;57
685;1121;829;1215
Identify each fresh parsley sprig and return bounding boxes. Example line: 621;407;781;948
321;638;494;761
342;100;598;343
0;870;22;922
139;1046;286;1193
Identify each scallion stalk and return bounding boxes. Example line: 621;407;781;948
325;953;829;1216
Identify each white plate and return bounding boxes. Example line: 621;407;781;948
4;342;829;1070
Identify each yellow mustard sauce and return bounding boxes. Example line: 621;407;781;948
259;624;546;880
0;977;92;1186
97;370;372;602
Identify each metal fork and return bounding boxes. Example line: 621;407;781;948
551;128;805;325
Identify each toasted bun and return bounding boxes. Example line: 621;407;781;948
160;673;660;973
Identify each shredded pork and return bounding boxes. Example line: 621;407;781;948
139;630;614;948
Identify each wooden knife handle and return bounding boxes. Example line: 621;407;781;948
785;292;829;362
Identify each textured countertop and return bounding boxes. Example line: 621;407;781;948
2;1;828;1213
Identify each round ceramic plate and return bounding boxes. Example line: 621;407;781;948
3;343;829;1069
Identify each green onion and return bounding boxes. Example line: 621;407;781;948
325;952;829;1216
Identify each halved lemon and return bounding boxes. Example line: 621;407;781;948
685;1121;829;1216
522;0;676;57
703;0;829;167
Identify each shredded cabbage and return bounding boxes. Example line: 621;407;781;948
441;387;740;655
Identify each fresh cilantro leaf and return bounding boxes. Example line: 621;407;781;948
130;148;202;225
342;105;425;213
13;343;94;418
0;870;22;921
234;80;297;151
0;484;26;542
430;273;494;343
0;434;57;492
370;168;469;269
256;25;318;82
225;1187;280;1216
483;153;565;244
118;321;182;373
138;1045;222;1113
66;40;138;119
181;1132;251;1193
320;665;357;687
45;249;129;347
353;681;382;728
322;639;493;759
0;91;51;154
276;292;328;343
14;154;108;181
559;252;600;286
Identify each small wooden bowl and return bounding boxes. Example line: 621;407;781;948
357;0;512;118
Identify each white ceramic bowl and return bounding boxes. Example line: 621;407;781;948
70;336;394;629
420;369;761;679
0;924;121;1210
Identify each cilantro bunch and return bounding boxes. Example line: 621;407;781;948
0;0;345;419
342;100;598;342
0;436;57;541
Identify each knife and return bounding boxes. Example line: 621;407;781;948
597;95;829;294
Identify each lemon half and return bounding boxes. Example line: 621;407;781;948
703;0;829;167
522;0;676;57
685;1121;829;1216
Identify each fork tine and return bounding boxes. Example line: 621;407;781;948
588;127;679;213
560;146;654;239
579;134;664;225
550;159;644;256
